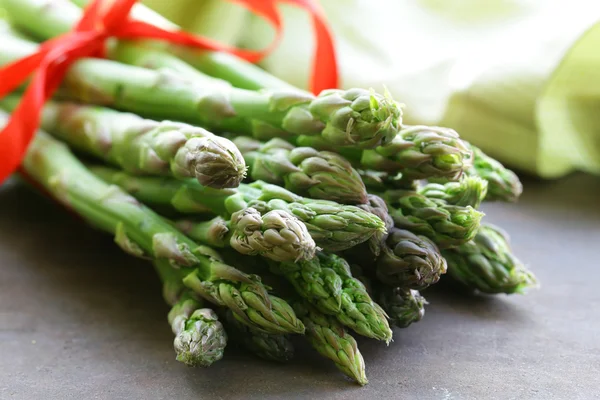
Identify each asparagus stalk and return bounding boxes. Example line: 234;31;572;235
2;3;403;149
221;309;294;363
12;117;304;335
376;286;427;329
231;136;368;204
356;169;415;192
89;167;387;252
382;189;484;249
84;166;317;263
155;259;228;367
316;253;392;343
175;217;230;248
338;193;395;270
0;95;246;189
376;227;447;289
468;144;523;202
292;300;368;386
296;125;473;181
442;224;537;294
349;264;426;328
71;0;302;92
417;176;488;209
228;207;316;262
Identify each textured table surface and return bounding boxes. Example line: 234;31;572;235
1;174;599;400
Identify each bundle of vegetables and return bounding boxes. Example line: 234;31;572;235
0;0;537;386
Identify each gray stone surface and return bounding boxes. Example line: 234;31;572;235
0;174;599;400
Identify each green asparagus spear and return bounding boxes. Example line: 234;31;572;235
175;217;231;248
442;224;537;294
82;165;317;263
382;189;484;249
468;144;523;202
267;256;344;316
427;144;523;203
350;264;426;328
292;300;368;386
11;116;304;335
2;2;403;149
0;95;246;189
376;227;447;289
221;309;294;362
231;136;368;204
376;286;427;328
70;0;301;92
174;213;315;264
317;253;392;343
417;175;488;209
155;259;228;367
228;207;316;262
89;166;387;252
167;292;228;366
338;194;395;269
296;125;473;181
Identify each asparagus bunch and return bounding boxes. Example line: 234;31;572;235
0;0;539;387
0;96;246;189
2;1;403;149
89;166;387;252
231;136;368;204
443;224;537;294
10;117;304;336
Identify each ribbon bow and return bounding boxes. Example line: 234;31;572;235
0;0;338;184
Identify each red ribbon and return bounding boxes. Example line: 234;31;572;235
0;0;338;184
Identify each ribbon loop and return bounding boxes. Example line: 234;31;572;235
0;0;338;184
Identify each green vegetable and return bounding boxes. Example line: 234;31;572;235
377;286;427;328
468;144;523;202
296;125;473;181
232;136;368;204
155;259;228;367
0;95;246;189
10;115;304;336
292;300;368;386
417;175;488;209
2;1;403;149
221;309;294;362
376;227;447;289
89;166;387;252
382;189;484;249
443;224;538;294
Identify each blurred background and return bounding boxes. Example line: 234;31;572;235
143;0;600;180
